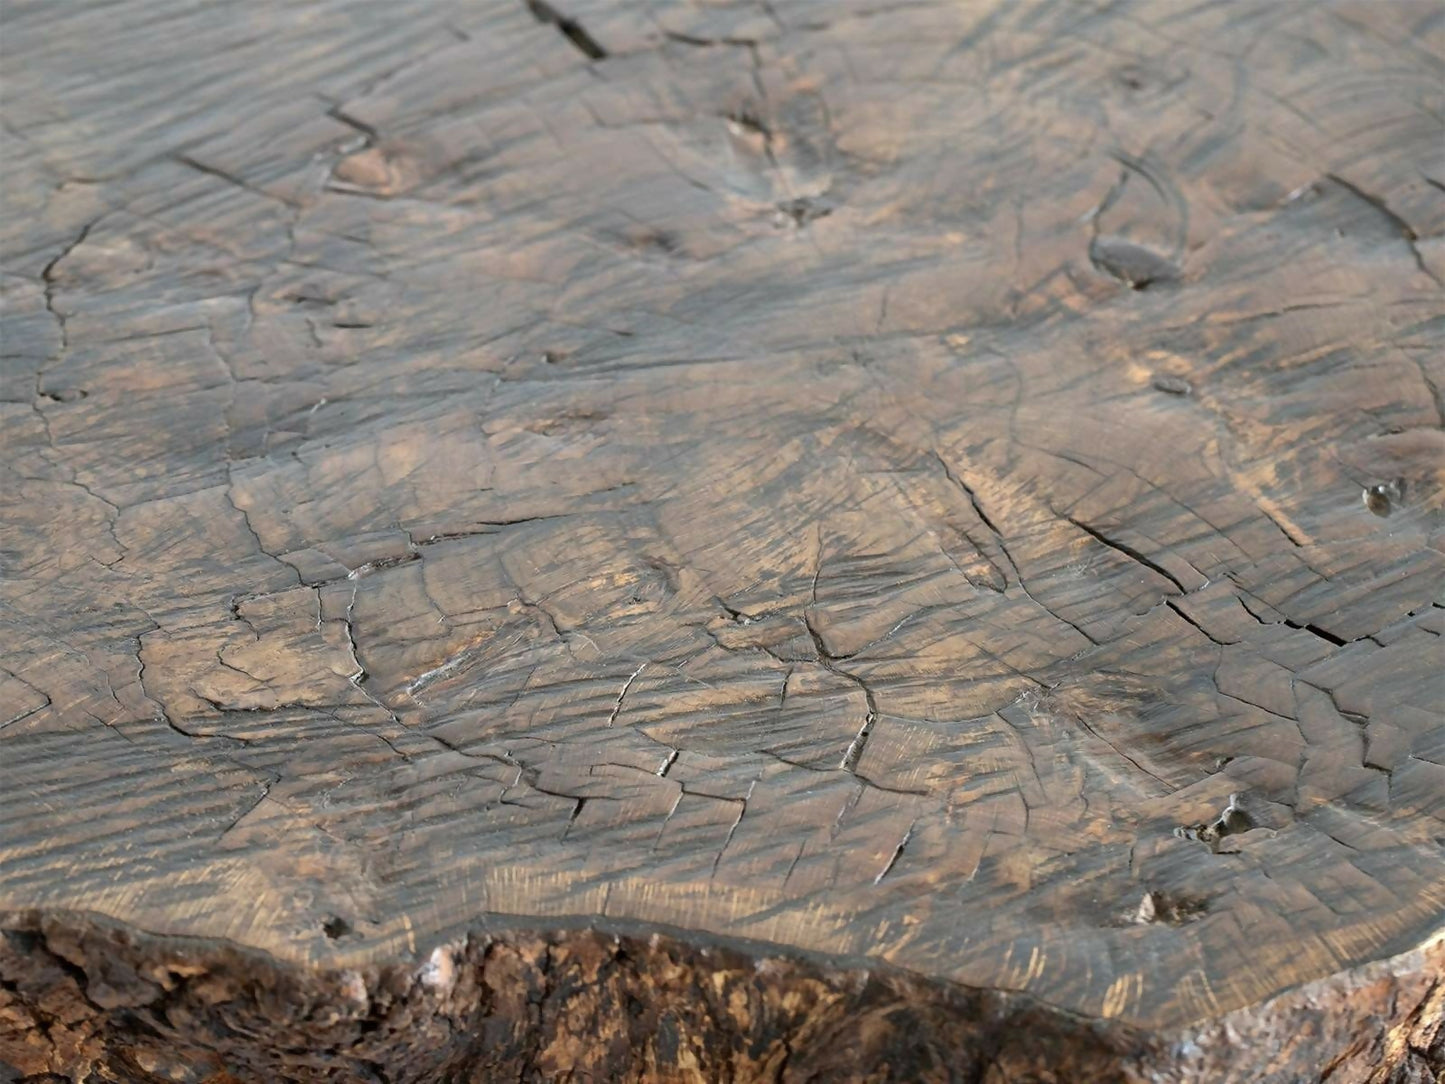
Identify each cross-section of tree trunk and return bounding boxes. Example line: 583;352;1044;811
2;2;1442;1081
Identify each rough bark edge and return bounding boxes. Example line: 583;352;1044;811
0;909;1440;1083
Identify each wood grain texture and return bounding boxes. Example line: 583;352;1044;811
1;0;1442;1079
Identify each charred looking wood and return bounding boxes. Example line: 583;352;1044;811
524;0;608;59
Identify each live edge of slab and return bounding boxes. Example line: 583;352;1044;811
1;1;1443;1082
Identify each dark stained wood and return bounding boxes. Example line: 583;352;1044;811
1;0;1443;1080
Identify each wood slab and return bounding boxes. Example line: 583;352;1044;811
2;1;1443;1080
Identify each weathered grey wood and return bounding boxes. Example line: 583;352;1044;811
1;0;1442;1080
